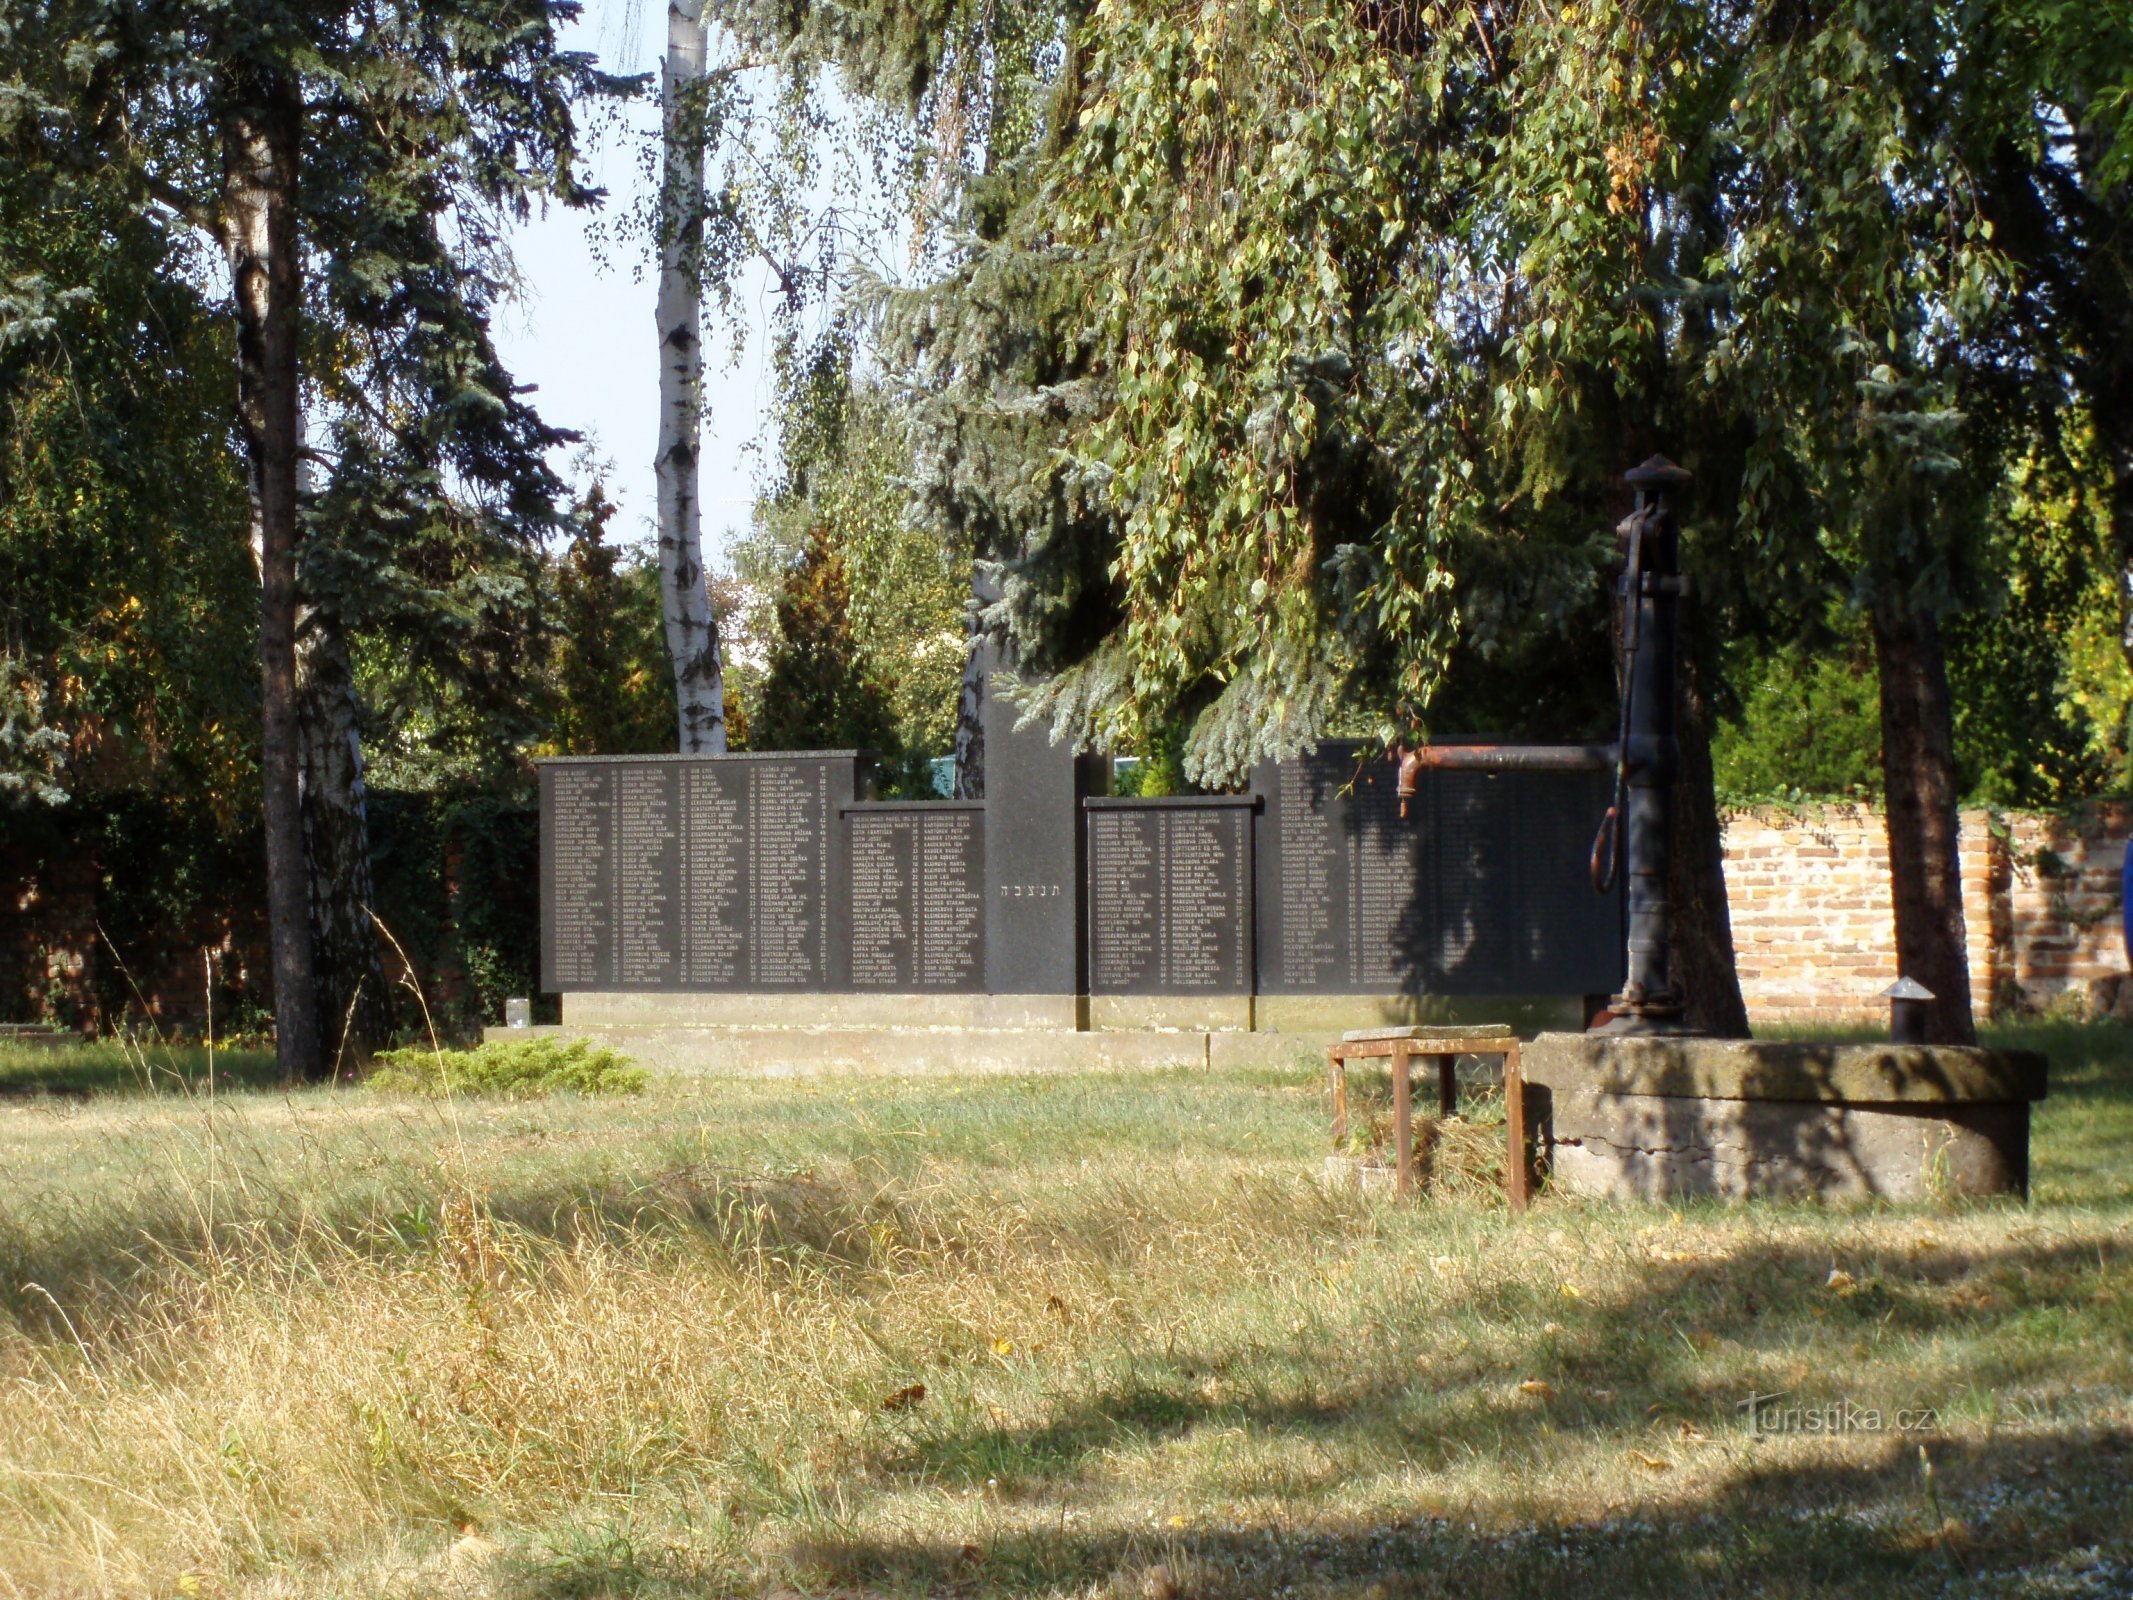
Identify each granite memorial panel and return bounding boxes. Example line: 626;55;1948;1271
844;802;985;991
976;638;1101;995
1086;798;1255;995
1252;742;1622;997
539;753;865;992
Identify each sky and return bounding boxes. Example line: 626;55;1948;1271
490;2;784;562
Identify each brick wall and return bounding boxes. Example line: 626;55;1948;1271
1723;802;2133;1026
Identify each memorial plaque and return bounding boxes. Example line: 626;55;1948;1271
539;752;865;992
845;803;985;991
1253;742;1622;997
680;762;747;984
1270;750;1350;990
977;634;1100;995
543;763;616;990
1086;798;1253;995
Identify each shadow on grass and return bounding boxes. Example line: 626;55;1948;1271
761;1422;2133;1599
0;1040;281;1098
766;1228;2132;1598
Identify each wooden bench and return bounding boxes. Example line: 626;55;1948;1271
1326;1025;1530;1211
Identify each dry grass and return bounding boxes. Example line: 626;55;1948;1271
0;1025;2127;1598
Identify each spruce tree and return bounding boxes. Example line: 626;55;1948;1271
3;0;614;1075
751;527;899;758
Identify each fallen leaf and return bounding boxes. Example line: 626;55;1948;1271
993;1337;1014;1356
1519;1379;1556;1398
1826;1268;1859;1295
1631;1451;1672;1472
1541;1321;1564;1335
1046;1293;1071;1321
880;1383;927;1412
1559;1283;1584;1300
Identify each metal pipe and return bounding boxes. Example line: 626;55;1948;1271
1400;743;1617;773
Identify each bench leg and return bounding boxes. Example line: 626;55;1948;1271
1327;1051;1349;1148
1504;1041;1529;1212
1437;1055;1458;1119
1393;1043;1413;1200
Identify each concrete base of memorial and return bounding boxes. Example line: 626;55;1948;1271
555;989;1584;1035
1524;1034;2048;1202
488;1022;1342;1075
484;992;1591;1076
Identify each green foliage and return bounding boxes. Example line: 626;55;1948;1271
739;335;971;778
1946;439;2133;806
544;483;677;758
367;1036;645;1098
1715;432;2133;808
833;0;2133;832
749;526;901;764
366;790;542;1039
1713;633;1885;806
0;163;258;820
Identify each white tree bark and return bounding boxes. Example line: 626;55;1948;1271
655;0;728;753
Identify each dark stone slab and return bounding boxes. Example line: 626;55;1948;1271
979;654;1098;996
844;802;985;992
540;753;868;992
1253;741;1622;996
1086;797;1255;995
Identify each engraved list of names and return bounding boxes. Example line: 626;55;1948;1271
541;755;849;992
848;808;983;990
748;761;826;987
1087;802;1251;994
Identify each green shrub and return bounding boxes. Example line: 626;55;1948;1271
367;1037;646;1099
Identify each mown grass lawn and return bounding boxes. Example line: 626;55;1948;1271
0;1022;2126;1598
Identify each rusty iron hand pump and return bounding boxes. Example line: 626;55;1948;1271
1598;456;1692;1033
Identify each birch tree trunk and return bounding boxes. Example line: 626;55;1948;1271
297;600;391;1072
219;71;321;1081
655;0;729;753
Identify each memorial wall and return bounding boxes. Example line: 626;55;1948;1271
1251;743;1622;998
1086;798;1254;995
539;736;1623;1004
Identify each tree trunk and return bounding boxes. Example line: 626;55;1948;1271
1872;601;1976;1044
1669;644;1751;1036
220;75;319;1081
952;590;986;798
297;602;391;1073
2086;209;2133;664
655;0;729;754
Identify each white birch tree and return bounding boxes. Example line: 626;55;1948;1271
655;0;730;753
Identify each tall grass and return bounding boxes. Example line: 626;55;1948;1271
0;1027;2126;1597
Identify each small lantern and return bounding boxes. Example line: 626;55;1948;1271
1882;977;1932;1044
506;997;532;1029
